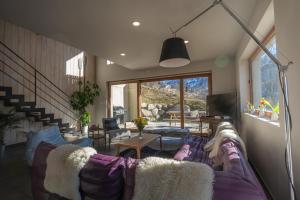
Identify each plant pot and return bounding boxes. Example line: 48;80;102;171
264;111;272;119
254;109;260;116
259;109;265;118
0;144;6;160
82;125;89;136
271;112;279;121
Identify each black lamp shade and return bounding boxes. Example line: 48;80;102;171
159;37;190;67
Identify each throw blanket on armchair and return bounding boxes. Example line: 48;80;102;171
44;144;97;200
132;157;214;200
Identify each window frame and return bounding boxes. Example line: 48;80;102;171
107;72;212;128
248;26;276;104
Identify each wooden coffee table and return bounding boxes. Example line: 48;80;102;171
115;133;162;159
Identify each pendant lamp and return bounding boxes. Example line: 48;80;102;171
159;37;190;68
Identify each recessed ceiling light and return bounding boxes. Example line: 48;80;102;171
184;40;189;44
132;21;141;27
120;53;126;56
106;60;114;65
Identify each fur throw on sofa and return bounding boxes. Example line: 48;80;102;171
132;157;214;200
44;144;97;200
204;121;236;152
208;129;247;161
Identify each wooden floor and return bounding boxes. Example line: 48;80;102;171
0;144;33;200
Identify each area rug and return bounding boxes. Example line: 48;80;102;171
119;146;178;159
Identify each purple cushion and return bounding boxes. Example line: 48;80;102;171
31;142;57;200
80;154;126;200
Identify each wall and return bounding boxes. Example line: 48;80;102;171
235;0;299;199
273;0;300;198
0;19;96;144
95;57;236;124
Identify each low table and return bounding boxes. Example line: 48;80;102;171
143;127;189;138
115;133;162;159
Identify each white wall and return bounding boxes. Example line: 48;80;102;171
95;57;236;124
273;0;300;198
236;0;300;199
0;19;97;138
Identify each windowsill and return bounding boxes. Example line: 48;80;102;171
243;113;280;127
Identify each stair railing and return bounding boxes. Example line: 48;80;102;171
0;40;78;123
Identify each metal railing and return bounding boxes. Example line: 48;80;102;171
0;40;78;122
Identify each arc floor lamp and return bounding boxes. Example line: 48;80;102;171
159;0;295;199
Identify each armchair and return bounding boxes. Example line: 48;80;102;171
102;118;129;149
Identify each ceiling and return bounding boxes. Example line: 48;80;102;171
0;0;258;69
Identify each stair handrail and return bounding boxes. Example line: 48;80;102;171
0;41;70;99
0;49;72;106
0;40;79;122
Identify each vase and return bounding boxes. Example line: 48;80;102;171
138;129;143;139
271;112;279;121
82;125;89;136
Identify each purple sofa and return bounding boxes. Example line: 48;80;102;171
32;136;267;200
174;136;267;200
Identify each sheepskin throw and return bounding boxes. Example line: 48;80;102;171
132;157;214;200
204;121;236;152
44;144;97;200
209;129;247;160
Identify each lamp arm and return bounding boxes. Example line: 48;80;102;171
218;1;296;200
218;0;292;70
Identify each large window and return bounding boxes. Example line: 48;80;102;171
141;79;181;128
109;73;212;133
251;36;279;109
66;52;84;77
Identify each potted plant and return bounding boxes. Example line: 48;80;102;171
80;112;91;135
263;99;280;121
258;98;266;118
246;101;255;114
134;117;148;139
0;109;24;159
70;81;100;134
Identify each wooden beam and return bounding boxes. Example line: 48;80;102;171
137;81;141;117
107;82;111;117
180;79;184;128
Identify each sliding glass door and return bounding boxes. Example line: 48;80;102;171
110;83;138;128
141;80;180;128
183;77;209;132
108;73;211;132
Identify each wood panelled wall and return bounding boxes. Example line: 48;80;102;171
0;19;95;128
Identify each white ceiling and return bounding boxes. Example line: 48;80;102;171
0;0;258;69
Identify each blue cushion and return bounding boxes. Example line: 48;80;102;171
26;126;92;166
71;138;93;147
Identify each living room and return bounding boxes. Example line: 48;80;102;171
0;0;300;200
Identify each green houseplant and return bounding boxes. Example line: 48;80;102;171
80;112;91;134
70;81;100;134
263;99;279;121
0;109;24;158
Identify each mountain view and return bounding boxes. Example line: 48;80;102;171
141;77;209;122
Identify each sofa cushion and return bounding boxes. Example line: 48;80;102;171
79;154;126;200
26;126;67;165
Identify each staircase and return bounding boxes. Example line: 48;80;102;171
0;40;78;135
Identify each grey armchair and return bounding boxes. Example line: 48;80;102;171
102;118;129;149
102;118;130;149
